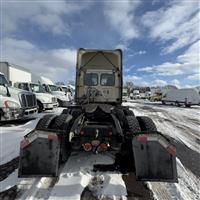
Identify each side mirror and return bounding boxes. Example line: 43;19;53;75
9;81;12;86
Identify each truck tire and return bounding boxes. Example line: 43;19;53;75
126;116;141;134
57;99;62;107
136;116;157;131
36;114;57;130
61;109;68;114
61;108;81;118
115;109;126;128
37;100;43;113
124;109;134;116
51;114;72;163
52;114;70;130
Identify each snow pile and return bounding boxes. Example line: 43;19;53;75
49;152;127;200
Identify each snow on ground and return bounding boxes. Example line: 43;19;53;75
49;152;126;200
125;101;200;153
0;101;199;199
124;100;200;200
0;108;63;165
148;158;200;200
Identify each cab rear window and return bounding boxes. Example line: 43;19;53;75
84;73;98;86
100;74;115;86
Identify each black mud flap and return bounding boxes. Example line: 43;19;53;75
132;133;178;182
18;130;60;177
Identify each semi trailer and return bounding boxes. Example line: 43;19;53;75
0;62;31;86
162;88;200;107
18;49;177;183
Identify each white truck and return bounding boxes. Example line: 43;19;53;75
58;85;74;102
39;77;71;107
14;82;58;112
0;72;37;121
122;88;128;102
162;88;200;107
132;90;140;99
0;62;31;86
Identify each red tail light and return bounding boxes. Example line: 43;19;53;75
97;143;108;152
83;143;92;151
137;135;147;143
48;133;58;140
20;139;29;149
166;145;176;156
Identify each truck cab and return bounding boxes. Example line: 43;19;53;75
14;82;58;113
75;49;122;104
42;84;70;107
0;72;37;121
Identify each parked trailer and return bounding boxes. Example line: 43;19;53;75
0;62;31;86
162;88;200;107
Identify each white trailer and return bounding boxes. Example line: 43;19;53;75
0;62;31;86
162;88;200;107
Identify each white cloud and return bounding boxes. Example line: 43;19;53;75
187;74;200;81
138;40;200;76
104;1;141;42
115;44;129;51
124;75;141;82
152;79;167;86
1;37;77;82
2;1;92;35
171;79;180;88
128;50;146;57
32;14;69;35
142;1;199;53
134;79;167;87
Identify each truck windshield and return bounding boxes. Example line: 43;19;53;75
30;84;46;93
0;74;9;85
84;73;98;86
100;73;115;86
49;85;60;91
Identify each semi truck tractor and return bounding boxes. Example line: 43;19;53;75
39;77;71;107
14;82;58;112
18;49;177;183
0;72;37;121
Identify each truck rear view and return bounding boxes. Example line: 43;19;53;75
18;49;178;183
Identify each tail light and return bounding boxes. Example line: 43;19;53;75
48;133;58;140
166;145;176;156
97;143;108;152
82;143;92;151
137;135;147;143
20;139;29;149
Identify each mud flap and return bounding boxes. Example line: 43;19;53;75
132;133;178;182
18;130;60;177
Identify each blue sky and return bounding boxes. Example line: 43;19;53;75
0;0;199;87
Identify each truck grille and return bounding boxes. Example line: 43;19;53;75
20;93;37;108
52;97;57;103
